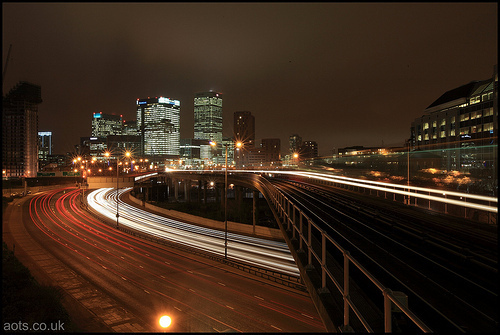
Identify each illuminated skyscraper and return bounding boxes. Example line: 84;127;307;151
38;131;53;166
92;112;122;137
2;81;42;178
194;92;223;143
136;97;180;157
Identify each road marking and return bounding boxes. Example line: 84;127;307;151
139;265;143;268
122;277;127;281
187;270;193;273
121;256;125;259
174;306;182;311
271;325;282;331
218;282;226;286
254;295;264;300
145;253;150;256
144;289;150;294
189;288;195;293
164;261;170;265
160;275;166;279
102;265;107;269
226;305;234;310
301;313;314;319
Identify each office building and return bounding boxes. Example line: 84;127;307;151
261;138;281;166
80;137;107;157
2;81;42;178
179;138;213;166
194;92;223;144
137;96;181;158
289;134;302;155
123;120;138;136
302;141;319;159
234;111;255;147
38;131;53;168
233;111;255;167
92;112;123;137
107;135;141;154
410;65;497;173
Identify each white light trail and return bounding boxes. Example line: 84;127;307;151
191;169;496;213
87;188;299;276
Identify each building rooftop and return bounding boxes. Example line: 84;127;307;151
426;78;492;110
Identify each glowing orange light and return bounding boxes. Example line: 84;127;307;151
159;315;171;328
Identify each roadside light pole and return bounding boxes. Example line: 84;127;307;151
116;151;131;229
210;141;242;260
116;156;119;229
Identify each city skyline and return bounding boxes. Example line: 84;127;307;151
2;3;497;156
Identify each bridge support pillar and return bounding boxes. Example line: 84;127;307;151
174;178;179;201
219;183;225;208
197;180;202;203
253;190;258;235
215;183;220;205
184;180;189;202
203;181;208;204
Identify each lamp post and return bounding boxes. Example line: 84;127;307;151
111;150;131;229
116;155;119;228
210;140;242;259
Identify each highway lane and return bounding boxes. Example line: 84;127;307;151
87;187;299;277
12;187;325;332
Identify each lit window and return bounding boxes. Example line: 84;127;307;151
483;122;494;132
432;121;437;127
424;123;429;130
483;107;493;117
440;119;446;126
424;134;429;140
460;114;469;122
470;96;481;104
440;131;446;138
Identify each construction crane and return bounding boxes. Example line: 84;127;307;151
3;44;12;87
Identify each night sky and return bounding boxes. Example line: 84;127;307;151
2;3;497;156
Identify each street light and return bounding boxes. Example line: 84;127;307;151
114;150;132;229
210;140;243;259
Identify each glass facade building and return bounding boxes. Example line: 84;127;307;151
136;97;180;157
410;66;497;173
38;131;53;166
194;92;223;144
92;112;123;137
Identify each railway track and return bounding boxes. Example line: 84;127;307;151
270;177;498;333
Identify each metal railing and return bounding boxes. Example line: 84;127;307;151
268;184;433;333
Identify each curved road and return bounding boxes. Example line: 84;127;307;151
87;187;299;277
3;187;325;332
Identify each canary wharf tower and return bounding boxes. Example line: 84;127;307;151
194;91;223;144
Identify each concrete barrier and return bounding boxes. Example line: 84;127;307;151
2;184;75;197
87;176;134;189
128;193;283;241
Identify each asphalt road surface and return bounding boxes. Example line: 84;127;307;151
3;187;325;332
